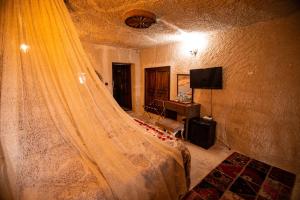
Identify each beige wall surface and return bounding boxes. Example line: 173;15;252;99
140;11;300;197
82;43;142;112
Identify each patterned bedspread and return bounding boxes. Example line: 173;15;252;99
134;118;191;189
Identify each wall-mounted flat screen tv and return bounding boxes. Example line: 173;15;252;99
190;67;222;89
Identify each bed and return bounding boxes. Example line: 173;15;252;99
0;117;191;200
134;118;191;189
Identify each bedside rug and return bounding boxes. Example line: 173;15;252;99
183;152;296;200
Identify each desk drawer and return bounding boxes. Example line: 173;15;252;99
165;103;185;114
164;101;200;118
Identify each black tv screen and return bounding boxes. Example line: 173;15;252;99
190;67;222;89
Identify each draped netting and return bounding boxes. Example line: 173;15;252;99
0;0;188;199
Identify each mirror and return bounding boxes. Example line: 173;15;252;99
177;74;193;103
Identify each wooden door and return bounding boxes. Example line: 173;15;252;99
155;69;170;100
145;68;156;106
144;66;170;107
112;63;132;110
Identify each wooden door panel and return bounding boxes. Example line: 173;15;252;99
145;69;156;106
155;70;169;100
144;66;170;110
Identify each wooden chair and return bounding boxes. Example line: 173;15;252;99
143;99;165;120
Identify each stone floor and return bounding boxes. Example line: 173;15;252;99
183;141;232;188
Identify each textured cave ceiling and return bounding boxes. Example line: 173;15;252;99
66;0;300;48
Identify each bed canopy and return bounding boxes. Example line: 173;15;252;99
0;0;187;199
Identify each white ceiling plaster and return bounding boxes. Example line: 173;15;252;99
66;0;300;48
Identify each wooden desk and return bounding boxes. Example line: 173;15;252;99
164;101;200;139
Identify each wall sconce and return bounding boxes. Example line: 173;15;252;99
189;48;198;57
179;32;208;57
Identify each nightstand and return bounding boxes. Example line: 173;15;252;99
188;117;216;149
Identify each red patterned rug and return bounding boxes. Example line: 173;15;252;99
183;152;296;200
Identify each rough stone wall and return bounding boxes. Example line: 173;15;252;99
140;11;300;198
82;43;142;112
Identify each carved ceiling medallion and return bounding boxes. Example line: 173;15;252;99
124;9;156;29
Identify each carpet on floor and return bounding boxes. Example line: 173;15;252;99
183;152;296;200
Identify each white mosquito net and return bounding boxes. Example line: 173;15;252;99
0;0;187;199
